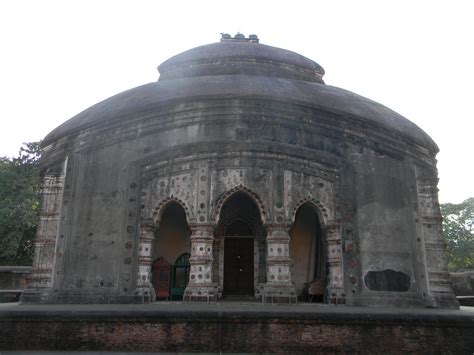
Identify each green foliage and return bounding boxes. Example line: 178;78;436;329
0;142;42;266
440;198;474;271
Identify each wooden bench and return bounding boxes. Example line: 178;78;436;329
262;290;298;304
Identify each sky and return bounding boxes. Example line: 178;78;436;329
0;0;472;203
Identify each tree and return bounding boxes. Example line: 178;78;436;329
0;142;42;265
440;198;474;271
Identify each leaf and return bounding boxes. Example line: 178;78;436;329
0;142;42;266
441;198;474;271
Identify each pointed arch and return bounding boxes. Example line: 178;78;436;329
290;197;329;228
213;184;267;224
152;196;191;226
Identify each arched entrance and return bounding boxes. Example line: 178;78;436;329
151;202;191;300
290;202;327;302
217;191;266;298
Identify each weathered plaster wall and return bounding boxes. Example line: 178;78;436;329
58;148;132;300
350;149;425;306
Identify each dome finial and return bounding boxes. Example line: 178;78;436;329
220;32;259;43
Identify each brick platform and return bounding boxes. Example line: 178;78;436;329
0;302;473;353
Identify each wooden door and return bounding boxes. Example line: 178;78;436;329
224;237;254;295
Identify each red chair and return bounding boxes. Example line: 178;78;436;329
152;257;171;300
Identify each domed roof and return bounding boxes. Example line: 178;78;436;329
43;38;438;152
158;41;325;83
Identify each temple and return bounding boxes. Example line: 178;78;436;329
21;34;458;308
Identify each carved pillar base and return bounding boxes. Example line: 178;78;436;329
263;224;296;303
134;222;155;303
427;271;459;309
20;264;56;304
21;241;56;303
184;224;218;302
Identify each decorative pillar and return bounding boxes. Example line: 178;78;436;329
326;222;345;304
21;170;65;303
184;223;218;301
416;175;458;308
134;220;156;303
263;223;297;303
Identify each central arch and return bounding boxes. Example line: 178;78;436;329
216;191;266;298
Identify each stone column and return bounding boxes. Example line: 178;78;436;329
184;223;217;301
263;223;296;302
326;222;345;304
134;221;156;303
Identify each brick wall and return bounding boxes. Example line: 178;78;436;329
1;308;473;353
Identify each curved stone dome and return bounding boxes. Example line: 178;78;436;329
43;40;437;153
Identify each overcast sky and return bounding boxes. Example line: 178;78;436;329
0;0;472;203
